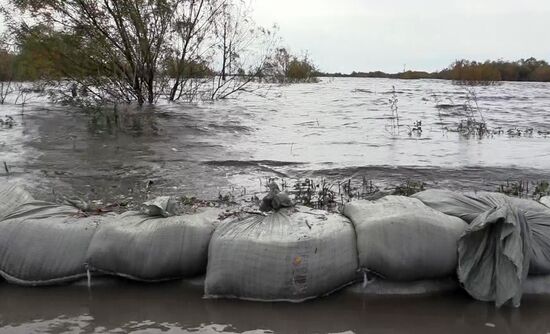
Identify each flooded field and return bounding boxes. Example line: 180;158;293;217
1;77;550;333
2;78;550;203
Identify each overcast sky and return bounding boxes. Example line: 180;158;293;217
251;0;550;73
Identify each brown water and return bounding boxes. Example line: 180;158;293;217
2;78;550;333
0;277;549;334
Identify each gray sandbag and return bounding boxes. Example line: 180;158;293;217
413;189;550;306
0;182;34;220
458;203;531;307
412;190;550;223
343;196;468;281
413;190;550;274
541;196;550;208
86;208;221;281
205;206;358;301
0;201;103;285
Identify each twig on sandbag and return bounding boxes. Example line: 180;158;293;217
3;161;8;175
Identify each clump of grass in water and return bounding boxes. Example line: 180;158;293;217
534;181;550;200
456;88;490;138
385;86;400;136
392;180;425;196
0;115;15;128
497;180;550;200
407;120;423;137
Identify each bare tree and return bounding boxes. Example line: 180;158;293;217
207;2;278;100
167;0;226;101
3;0;280;106
6;0;174;106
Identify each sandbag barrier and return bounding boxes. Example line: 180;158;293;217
0;184;221;285
1;183;550;307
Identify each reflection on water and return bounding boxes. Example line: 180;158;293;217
0;278;549;334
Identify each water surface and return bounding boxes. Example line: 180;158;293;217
2;78;550;203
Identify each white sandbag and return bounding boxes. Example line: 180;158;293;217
413;189;550;307
0;182;34;220
0;201;103;285
343;196;468;281
541;196;550;208
86;208;221;281
205;206;358;301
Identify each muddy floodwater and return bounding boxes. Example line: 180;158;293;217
2;78;550;333
1;277;550;334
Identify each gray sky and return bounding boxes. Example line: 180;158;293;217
252;0;550;73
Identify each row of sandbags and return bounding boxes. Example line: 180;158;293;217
204;197;470;302
206;193;550;306
0;183;221;285
1;182;550;307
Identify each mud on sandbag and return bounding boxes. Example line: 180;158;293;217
343;196;468;281
86;207;221;281
0;201;104;286
205;206;358;301
0;183;34;220
413;189;550;307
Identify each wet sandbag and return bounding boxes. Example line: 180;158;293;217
458;203;531;307
0;183;34;220
412;190;549;222
412;189;490;223
205;206;358;301
86;208;221;281
413;190;550;275
343;196;468;281
0;201;103;285
413;190;550;306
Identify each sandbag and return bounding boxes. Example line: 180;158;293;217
205;206;358;301
343;196;468;281
0;201;103;285
413;189;550;306
458;203;531;307
541;196;550;208
86;208;221;281
0;183;34;220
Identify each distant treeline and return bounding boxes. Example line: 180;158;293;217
318;58;550;83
